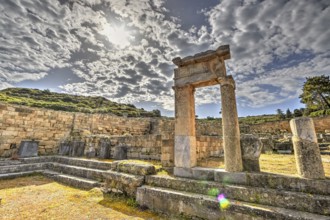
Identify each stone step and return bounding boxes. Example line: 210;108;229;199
102;170;144;197
175;167;330;196
111;160;156;175
49;163;107;182
0;163;48;174
145;175;330;215
54;156;113;170
43;170;101;190
19;156;56;164
137;185;330;220
0;170;43;180
214;169;330;196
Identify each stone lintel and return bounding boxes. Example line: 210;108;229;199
172;45;230;67
174;73;219;88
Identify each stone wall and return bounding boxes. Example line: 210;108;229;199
196;136;223;159
248;115;330;134
0;103;151;157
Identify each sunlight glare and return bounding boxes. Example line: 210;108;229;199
102;25;131;48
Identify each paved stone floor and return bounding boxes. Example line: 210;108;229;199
0;175;166;220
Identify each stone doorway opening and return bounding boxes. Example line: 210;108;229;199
194;86;224;167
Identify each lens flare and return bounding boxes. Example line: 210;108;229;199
217;193;230;210
208;189;231;210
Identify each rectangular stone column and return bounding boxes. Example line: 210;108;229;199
174;85;197;169
219;76;243;172
290;117;325;179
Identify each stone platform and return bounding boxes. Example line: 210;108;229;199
1;157;330;219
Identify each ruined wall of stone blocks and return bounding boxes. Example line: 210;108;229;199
0;104;73;157
0;103;151;157
109;135;162;160
196;120;222;136
74;113;151;136
247;115;330;134
196;136;223;159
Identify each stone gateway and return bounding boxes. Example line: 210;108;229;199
172;45;243;174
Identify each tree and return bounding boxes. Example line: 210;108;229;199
299;75;330;113
293;108;303;117
276;109;285;120
286;108;293;119
152;109;161;117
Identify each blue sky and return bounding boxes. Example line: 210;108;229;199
0;0;329;117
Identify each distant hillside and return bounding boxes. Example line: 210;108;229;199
197;114;281;125
0;88;161;117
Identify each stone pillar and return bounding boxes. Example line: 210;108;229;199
290;117;325;179
174;85;197;169
219;76;243;172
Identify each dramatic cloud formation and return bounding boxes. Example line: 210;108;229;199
0;0;329;116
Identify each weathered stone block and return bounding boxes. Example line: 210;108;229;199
111;160;156;176
174;135;196;168
240;134;263;172
18;141;39;158
103;170;144;197
70;141;85;157
59;142;71;155
113;146;127;160
99;140;111;159
290;117;325;179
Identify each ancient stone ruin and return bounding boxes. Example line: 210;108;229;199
172;45;243;174
0;46;329;219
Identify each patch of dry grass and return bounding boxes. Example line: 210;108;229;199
197;154;330;178
0;175;166;220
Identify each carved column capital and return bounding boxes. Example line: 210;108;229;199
218;75;236;89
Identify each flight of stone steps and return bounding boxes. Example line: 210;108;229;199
137;169;330;220
1;157;330;219
0;156;112;189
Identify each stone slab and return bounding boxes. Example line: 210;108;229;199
99;141;111;159
70;141;85;157
111;160;156;176
173;167;193;178
174;135;196;168
113;146;127;160
18;141;39;158
59;142;71;156
137;185;330;220
214;169;247;185
174;167;216;180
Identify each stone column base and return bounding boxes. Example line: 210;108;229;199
174;135;196;168
242;159;260;172
292;137;325;179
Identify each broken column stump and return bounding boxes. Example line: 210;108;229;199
290;117;325;179
240;134;263;172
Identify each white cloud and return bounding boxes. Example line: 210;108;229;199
0;0;329;114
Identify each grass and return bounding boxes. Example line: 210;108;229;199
0;88;161;117
197;154;330;177
0;175;166;220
